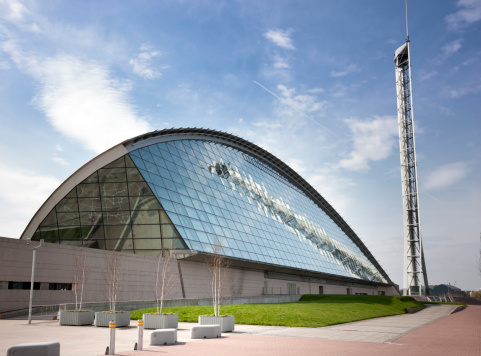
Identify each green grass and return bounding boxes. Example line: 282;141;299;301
130;295;424;327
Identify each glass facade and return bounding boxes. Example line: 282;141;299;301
31;136;387;283
32;155;187;256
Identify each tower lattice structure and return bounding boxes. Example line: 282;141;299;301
394;38;429;296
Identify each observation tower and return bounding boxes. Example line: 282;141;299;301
393;3;429;296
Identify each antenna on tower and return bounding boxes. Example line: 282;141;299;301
405;0;410;42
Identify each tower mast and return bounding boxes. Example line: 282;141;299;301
393;0;429;296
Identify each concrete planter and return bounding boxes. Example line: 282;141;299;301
94;311;131;327
143;313;178;329
198;315;235;332
59;310;94;326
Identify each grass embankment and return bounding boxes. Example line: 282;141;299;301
131;295;424;327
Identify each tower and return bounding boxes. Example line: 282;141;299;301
393;3;429;296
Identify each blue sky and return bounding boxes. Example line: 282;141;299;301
0;0;480;291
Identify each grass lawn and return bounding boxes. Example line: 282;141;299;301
130;295;424;327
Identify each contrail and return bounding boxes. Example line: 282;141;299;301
253;80;339;138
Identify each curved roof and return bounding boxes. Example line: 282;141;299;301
21;127;393;286
126;128;393;285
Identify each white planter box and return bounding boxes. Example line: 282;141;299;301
143;314;178;329
198;315;235;332
59;310;94;326
94;311;131;327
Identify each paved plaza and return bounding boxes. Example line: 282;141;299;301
0;305;479;355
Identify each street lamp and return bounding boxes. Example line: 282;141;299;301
27;238;44;324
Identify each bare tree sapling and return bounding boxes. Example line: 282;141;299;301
105;251;123;312
209;238;231;316
155;251;175;314
72;248;88;311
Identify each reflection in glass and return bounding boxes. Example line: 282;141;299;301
130;139;387;283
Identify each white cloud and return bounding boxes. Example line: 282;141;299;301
0;0;41;33
330;64;360;78
306;87;325;94
0;162;61;238
0;60;10;69
439;106;453;116
272;54;290;69
420;71;438;81
441;84;481;98
287;158;354;215
2;41;152;153
330;82;362;98
129;43;164;79
338;116;398;171
424;162;468;191
0;0;29;22
441;39;463;56
252;121;283;129
264;29;295;50
277;84;327;114
446;0;481;30
52;155;69;166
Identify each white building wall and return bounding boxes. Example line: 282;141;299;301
0;237;398;313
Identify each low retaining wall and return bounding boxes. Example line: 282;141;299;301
1;294;301;318
406;306;426;313
77;294;301;312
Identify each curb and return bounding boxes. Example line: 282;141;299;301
451;305;465;314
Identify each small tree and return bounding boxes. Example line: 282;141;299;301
72;248;89;310
154;251;175;314
105;251;123;312
208;237;231;316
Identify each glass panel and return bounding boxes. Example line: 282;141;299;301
134;238;162;250
104;225;132;240
132;224;161;239
105;237;132;251
99;168;127;183
103;211;131;225
132;210;160;225
59;226;82;240
125;154;136;168
159;210;172;224
57;212;80;226
128;182;153;196
77;184;100;198
88;225;105;240
126;168;144;182
39;228;59;243
100;182;128;197
129;196;161;210
78;197;102;211
168;237;188;249
82;172;99;184
65;188;77;198
161;224;180;238
39;210;58;227
79;211;102;225
83;238;103;249
104;157;125;168
102;197;130;211
56;198;78;213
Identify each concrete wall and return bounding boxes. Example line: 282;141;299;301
0;237;398;313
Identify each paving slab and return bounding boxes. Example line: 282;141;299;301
0;304;477;356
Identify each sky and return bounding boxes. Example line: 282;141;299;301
0;0;480;291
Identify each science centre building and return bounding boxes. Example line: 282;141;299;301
0;128;398;313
